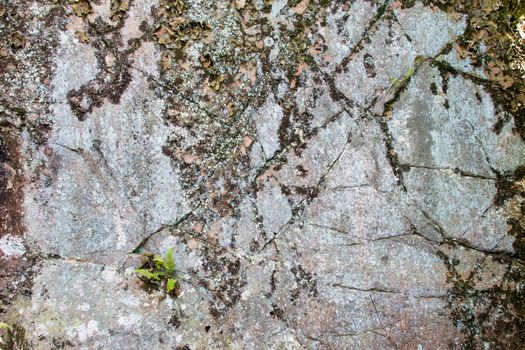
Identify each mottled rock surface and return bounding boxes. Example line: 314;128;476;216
1;0;525;349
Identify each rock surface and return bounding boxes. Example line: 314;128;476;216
1;0;525;349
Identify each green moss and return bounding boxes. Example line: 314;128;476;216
2;323;30;350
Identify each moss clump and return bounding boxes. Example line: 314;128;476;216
67;0;92;17
1;323;30;350
110;0;130;19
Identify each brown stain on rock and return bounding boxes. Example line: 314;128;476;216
0;129;24;238
0;0;61;320
0;127;33;314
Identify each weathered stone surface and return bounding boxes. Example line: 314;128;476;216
395;2;466;57
20;260;174;349
1;0;525;349
335;17;418;109
389;64;525;176
24;36;189;264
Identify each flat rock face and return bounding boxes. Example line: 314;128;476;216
1;0;525;349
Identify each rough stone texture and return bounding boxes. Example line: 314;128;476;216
1;0;525;349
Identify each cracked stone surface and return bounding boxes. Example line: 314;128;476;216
1;0;525;349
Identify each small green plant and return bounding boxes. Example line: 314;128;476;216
135;248;180;296
501;0;525;20
0;322;12;346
